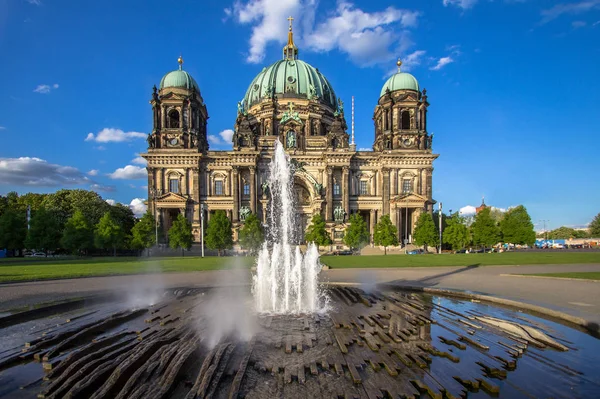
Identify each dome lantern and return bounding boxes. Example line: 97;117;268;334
159;55;199;92
380;58;419;97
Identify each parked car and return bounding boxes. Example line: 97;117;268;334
333;250;353;256
407;249;425;255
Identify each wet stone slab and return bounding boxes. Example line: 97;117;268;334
0;286;599;399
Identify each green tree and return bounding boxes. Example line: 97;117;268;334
304;214;332;247
0;195;8;217
0;209;27;254
61;210;94;255
43;189;110;228
168;214;193;256
546;226;588;240
373;214;398;255
239;213;264;255
343;213;370;250
413;212;439;251
131;212;157;256
25;208;62;256
205;210;233;256
443;213;470;250
94;212;125;256
499;205;536;245
109;203;136;248
471;207;501;248
590;213;600;237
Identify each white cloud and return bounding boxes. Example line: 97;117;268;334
358;147;372;151
27;0;42;5
303;3;420;66
131;155;147;165
430;56;454;70
0;126;6;131
87;169;99;176
85;128;146;143
541;0;600;24
459;205;477;215
208;129;235;147
105;199;116;206
129;198;147;217
108;165;147;180
443;0;478;9
0;157;91;187
572;20;587;28
228;0;420;67
33;84;59;94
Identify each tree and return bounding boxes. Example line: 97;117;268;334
43;189;110;228
0;209;27;254
238;213;264;255
413;212;439;251
61;210;94;255
373;214;398;255
443;213;470;250
499;205;536;245
343;213;370;250
590;213;600;237
168;214;193;256
25;208;62;255
304;214;332;247
546;226;589;240
471;207;501;248
94;212;125;256
131;212;157;256
205;210;233;256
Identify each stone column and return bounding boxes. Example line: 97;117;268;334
325;166;333;221
342;166;350;218
232;167;239;222
382;168;390;216
179;106;183;129
192;167;199;201
161;169;166;193
370;209;376;243
249;166;256;213
161;105;166;129
184;168;190;196
390;205;398;240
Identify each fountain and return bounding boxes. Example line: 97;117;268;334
253;140;326;314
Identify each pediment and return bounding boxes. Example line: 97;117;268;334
157;192;189;203
390;192;430;204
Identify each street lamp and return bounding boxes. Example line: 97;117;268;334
539;219;550;242
200;203;205;258
438;202;443;254
150;188;159;251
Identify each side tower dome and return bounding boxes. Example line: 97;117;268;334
147;56;209;153
372;59;431;152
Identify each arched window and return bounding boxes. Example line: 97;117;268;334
168;109;180;128
401;111;410;130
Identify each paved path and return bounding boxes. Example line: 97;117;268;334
1;263;599;325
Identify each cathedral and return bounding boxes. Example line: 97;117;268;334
142;18;438;247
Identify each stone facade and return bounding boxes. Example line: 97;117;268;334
141;24;438;246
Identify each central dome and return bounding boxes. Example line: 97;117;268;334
243;59;337;110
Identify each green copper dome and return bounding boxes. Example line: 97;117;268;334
243;59;337;110
159;57;199;91
380;71;419;98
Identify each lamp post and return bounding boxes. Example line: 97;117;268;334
200;203;205;258
150;188;159;252
539;219;549;242
438;202;443;254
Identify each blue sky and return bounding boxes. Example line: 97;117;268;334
0;0;598;228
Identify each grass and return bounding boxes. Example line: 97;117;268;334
0;256;255;283
0;252;599;284
320;252;600;269
518;272;600;280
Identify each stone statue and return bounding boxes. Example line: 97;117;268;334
240;206;251;221
309;84;317;99
287;130;296;148
152;85;159;101
337;98;344;115
147;134;155;149
261;181;269;196
334;206;345;223
237;101;244;115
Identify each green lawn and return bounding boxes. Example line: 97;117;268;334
518;272;600;280
320;252;600;269
0;252;599;283
0;256;255;283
